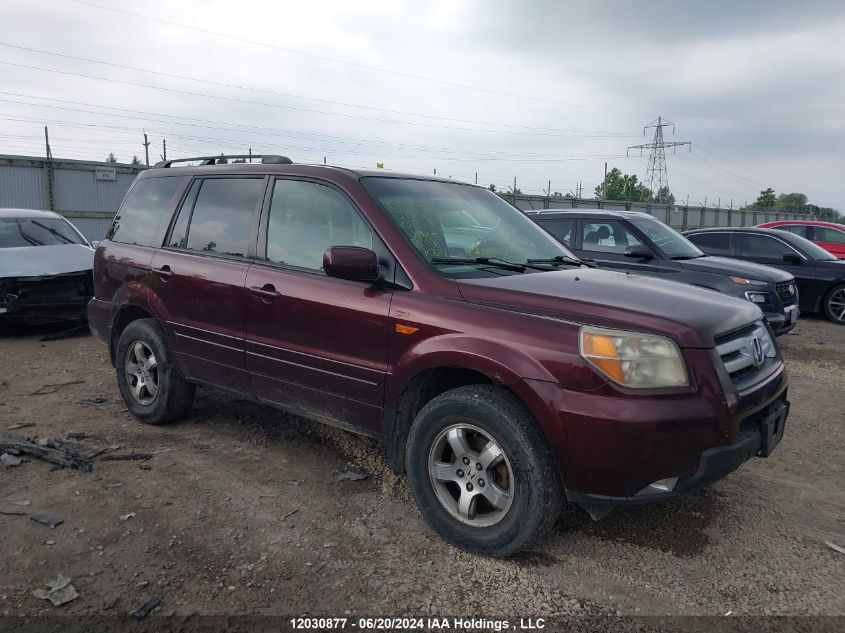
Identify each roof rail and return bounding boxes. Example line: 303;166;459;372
153;154;293;168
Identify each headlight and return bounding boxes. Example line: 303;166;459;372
730;276;766;286
744;291;770;304
579;326;689;388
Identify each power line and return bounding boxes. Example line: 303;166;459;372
66;0;647;117
0;42;637;138
627;116;690;203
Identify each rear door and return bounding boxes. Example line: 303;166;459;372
150;176;267;394
244;177;392;434
574;219;661;274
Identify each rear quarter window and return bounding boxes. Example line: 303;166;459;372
109;176;184;247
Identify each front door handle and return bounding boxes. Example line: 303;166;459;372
249;284;282;302
154;265;174;279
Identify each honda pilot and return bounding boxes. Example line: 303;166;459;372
88;155;789;556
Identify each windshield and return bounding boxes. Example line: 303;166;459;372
0;217;87;248
627;216;704;259
361;177;576;276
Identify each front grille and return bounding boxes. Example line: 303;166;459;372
775;281;796;306
716;321;776;383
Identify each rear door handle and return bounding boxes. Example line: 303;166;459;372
249;284;282;301
153;265;174;279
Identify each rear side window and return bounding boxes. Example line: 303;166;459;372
580;221;643;253
688;232;731;255
737;234;797;260
776;224;810;238
109;176;183;246
815;226;845;244
170;178;264;257
265;179;372;271
538;219;575;246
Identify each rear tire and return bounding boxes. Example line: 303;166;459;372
822;284;845;325
405;385;563;557
115;318;195;424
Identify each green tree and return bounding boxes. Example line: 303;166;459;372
776;192;808;211
105;152;117;164
596;167;651;202
654;186;675;205
488;184;497;192
752;188;777;210
130;155;142;166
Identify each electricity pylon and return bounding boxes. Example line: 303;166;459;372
627;116;690;203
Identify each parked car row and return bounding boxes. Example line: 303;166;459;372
2;159;839;556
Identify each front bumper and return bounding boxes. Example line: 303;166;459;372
1;272;93;325
565;397;789;512
765;304;799;336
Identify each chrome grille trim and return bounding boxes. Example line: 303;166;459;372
716;321;776;378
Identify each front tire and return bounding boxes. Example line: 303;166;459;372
405;385;563;557
822;284;845;324
115;319;195;424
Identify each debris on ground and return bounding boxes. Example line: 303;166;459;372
119;512;136;521
30;513;64;528
30;380;85;396
0;503;28;516
100;453;153;461
66;432;90;440
39;324;89;342
4;499;31;506
77;397;107;407
826;541;845;555
1;452;22;467
33;575;78;606
130;596;161;619
282;509;298;520
6;422;35;431
336;470;368;481
0;436;93;472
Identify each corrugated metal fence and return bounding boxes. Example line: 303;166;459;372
500;193;814;230
0;154;816;241
0;154;144;241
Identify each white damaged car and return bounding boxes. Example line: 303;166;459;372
0;209;95;327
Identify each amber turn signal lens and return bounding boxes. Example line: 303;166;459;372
395;323;419;335
580;331;625;383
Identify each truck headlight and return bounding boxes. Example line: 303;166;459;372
579;326;689;388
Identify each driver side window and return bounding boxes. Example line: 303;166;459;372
266;180;373;271
580;221;642;253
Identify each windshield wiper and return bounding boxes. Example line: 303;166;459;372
669;254;703;260
431;257;526;272
526;255;595;268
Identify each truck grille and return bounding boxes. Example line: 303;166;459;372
775;281;796;306
716;321;776;382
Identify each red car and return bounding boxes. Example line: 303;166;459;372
88;155;789;556
757;220;845;259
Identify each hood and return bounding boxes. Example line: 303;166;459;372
457;268;762;348
0;244;94;278
677;255;792;282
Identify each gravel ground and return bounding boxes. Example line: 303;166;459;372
0;317;843;620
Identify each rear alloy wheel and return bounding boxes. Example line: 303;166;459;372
823;284;845;324
406;385;562;557
115;319;195;424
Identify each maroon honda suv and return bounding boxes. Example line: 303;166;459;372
88;155;789;556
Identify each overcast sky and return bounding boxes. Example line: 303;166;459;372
1;0;842;209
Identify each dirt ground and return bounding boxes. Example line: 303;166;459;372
1;317;843;620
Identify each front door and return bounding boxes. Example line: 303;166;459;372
244;177;392;434
735;232;816;312
150;176;266;394
574;219;662;275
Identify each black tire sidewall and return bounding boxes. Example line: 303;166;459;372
406;386;560;556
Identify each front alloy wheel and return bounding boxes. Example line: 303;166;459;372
428;424;514;527
826;286;845;324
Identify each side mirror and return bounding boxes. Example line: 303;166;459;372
782;252;802;265
323;246;379;282
624;245;654;259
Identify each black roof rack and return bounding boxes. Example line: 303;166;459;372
153;154;293;168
